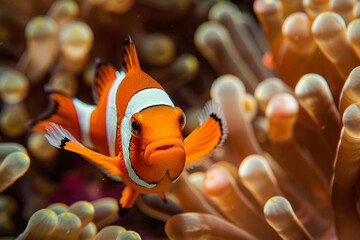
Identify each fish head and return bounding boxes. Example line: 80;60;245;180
129;105;186;185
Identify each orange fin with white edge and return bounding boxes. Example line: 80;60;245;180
45;122;122;180
32;92;81;141
92;61;120;103
184;100;228;165
121;36;140;73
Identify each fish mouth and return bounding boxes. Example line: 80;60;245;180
140;137;185;182
155;144;175;151
144;138;184;162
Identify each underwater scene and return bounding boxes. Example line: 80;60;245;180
1;0;360;239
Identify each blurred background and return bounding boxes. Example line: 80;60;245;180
0;0;256;239
3;0;360;239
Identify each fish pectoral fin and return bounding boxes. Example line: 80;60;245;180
45;122;122;178
118;186;139;216
184;100;228;165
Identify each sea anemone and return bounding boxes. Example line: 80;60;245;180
17;199;141;240
2;0;360;239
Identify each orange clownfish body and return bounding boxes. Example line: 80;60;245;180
33;37;228;216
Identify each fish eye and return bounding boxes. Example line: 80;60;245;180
130;116;141;136
174;107;186;130
179;111;186;130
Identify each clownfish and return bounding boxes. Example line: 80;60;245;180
33;36;228;216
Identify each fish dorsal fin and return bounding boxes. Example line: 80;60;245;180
122;36;140;73
93;62;117;103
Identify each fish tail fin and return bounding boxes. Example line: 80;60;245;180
32;92;81;142
121;36;140;73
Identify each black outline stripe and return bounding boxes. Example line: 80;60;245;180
29;96;59;128
209;113;225;147
60;137;70;149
